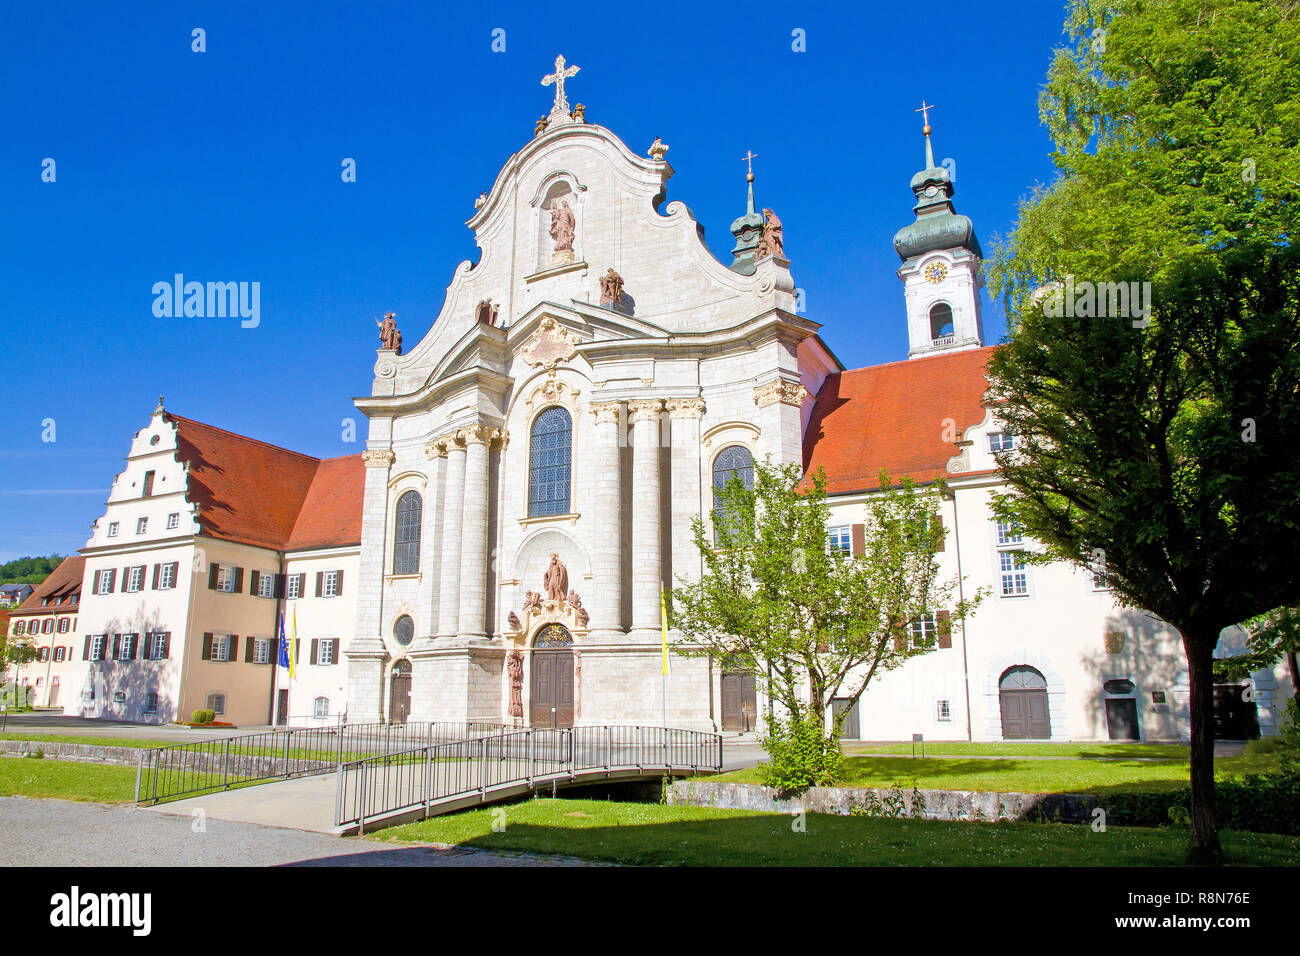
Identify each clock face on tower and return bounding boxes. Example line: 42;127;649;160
923;260;949;284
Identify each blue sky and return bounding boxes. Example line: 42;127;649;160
0;0;1070;562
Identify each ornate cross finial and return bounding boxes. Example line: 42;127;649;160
541;55;581;114
742;149;758;182
915;99;936;133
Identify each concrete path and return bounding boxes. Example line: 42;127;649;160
146;774;339;832
0;796;602;867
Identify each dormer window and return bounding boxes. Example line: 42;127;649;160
929;303;955;344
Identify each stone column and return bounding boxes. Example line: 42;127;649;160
628;399;664;635
421;439;448;639
753;379;809;467
459;425;503;641
437;432;467;639
589;401;623;638
665;399;705;587
345;448;395;722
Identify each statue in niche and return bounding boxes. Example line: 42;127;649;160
549;200;576;253
522;590;541;613
507;611;522;631
507;651;524;717
599;268;624;307
757;208;784;259
543;553;569;601
376;312;402;353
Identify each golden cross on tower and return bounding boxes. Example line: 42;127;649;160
541;54;581;114
742;150;758;182
915;99;936;133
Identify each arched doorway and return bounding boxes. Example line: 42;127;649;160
389;659;411;724
530;624;574;728
999;666;1051;739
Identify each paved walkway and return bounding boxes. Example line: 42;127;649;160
0;713;257;743
0;797;602;867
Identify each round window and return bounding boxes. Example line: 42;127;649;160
393;615;414;646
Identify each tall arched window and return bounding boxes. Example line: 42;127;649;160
712;445;755;543
393;490;422;574
529;406;573;517
929;302;954;341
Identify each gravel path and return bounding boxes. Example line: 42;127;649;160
0;797;604;867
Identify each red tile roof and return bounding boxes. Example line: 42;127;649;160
10;555;86;617
803;347;994;495
167;414;362;552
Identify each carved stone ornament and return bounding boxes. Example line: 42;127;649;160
753;380;809;408
599;268;624;307
520;317;579;370
648;137;669;161
1105;631;1127;655
627;398;664;423
756;208;784;259
424;437;449;460
544;554;569;601
456;424;508;447
522;590;542;613
665;398;705;419
377;312;403;353
361;449;395;469
525;372;580;414
507;650;524;717
507;611;522;632
589;401;621;426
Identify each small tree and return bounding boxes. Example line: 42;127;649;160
670;458;982;786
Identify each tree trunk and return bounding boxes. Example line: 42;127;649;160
1184;635;1224;865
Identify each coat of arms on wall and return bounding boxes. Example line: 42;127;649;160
1105;631;1126;655
520;317;579;370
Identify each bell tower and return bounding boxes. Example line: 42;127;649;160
892;103;985;359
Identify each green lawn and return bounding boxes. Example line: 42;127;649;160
0;733;160;749
374;797;1300;866
849;742;1190;759
0;755;138;803
714;751;1279;794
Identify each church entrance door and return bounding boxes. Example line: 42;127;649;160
531;624;574;728
389;660;412;724
721;670;756;732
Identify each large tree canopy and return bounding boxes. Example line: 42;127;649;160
988;0;1300;863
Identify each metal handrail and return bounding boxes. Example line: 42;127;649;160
335;725;724;832
134;720;511;805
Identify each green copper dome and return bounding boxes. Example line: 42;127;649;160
893;132;982;262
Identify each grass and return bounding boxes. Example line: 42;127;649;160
0;733;160;749
714;751;1280;794
0;755;138;803
374;796;1300;866
849;741;1190;759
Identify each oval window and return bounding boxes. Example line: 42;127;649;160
393;615;415;646
1103;679;1135;695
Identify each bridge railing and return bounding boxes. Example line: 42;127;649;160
135;720;511;805
335;725;723;832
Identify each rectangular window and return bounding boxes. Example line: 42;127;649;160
90;635;106;661
211;635;231;662
112;690;126;704
38;648;49;662
257;573;276;599
313;696;330;719
988;431;1015;453
12;621;23;635
96;569;116;595
148;632;167;660
107;522;119;537
145;692;158;714
286;574;302;600
120;633;136;659
252;638;271;665
58;617;69;633
999;550;1030;596
54;646;66;662
910;614;937;648
936;699;952;722
323;571;340;598
126;566;145;593
136;517;148;534
826;526;852;554
216;566;235;593
995;520;1023;547
206;693;225;715
166;512;179;529
318;639;337;666
142;470;155;497
158;563;177;590
42;618;54;634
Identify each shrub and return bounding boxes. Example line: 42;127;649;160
1276;697;1300;776
190;709;215;725
757;713;844;794
1103;772;1300;836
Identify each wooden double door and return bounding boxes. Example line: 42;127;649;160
721;671;757;732
530;624;574;728
390;661;412;724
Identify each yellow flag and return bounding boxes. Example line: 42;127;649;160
660;583;670;677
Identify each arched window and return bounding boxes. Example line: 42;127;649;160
313;696;330;719
712;445;755;543
929;303;954;341
529;407;572;517
393;490;422;574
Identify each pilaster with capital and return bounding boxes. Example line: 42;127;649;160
588;401;624;637
437;432;467;639
458;425;507;640
421;438;449;639
753;379;809;467
348;446;396;722
628;399;664;635
665;398;705;587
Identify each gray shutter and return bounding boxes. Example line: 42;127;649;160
202;633;213;660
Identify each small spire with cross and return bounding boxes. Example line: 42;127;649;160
742;149;758;183
915;99;937;168
541;55;581;115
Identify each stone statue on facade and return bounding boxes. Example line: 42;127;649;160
507;651;524;717
757;208;784;259
377;312;402;353
522;590;541;613
599;268;624;307
534;116;549;137
543;554;569;601
507;610;522;631
549;201;576;253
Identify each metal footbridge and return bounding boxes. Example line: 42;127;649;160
135;721;723;834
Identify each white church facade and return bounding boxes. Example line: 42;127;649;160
36;60;1294;741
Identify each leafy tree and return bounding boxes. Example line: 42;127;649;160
1213;607;1300;683
669;458;982;785
988;0;1300;863
0;554;64;588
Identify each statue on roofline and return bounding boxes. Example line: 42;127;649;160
377;312;402;353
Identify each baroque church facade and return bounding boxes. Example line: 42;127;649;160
28;59;1292;740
